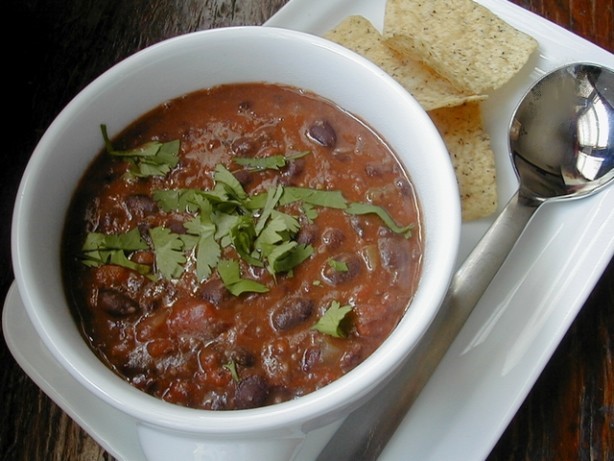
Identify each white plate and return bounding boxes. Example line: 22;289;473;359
4;1;614;460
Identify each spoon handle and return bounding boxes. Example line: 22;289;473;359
317;190;539;461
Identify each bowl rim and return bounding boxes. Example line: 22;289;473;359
11;25;460;434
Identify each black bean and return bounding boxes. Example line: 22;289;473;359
198;278;231;308
395;177;412;197
238;101;251;112
138;222;152;243
349;216;366;239
232;169;253;187
125;194;157;217
340;343;363;372
321;253;361;286
378;237;410;270
166;218;186;234
226;348;256;368
301;347;321;371
365;163;391;177
271;297;314;331
97;288;140;316
281;158;305;185
306;120;336;148
296;221;318;246
321;227;345;249
231;136;257;156
234;375;270;409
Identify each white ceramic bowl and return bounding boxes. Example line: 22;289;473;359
12;26;460;460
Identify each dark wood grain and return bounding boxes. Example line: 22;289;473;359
1;1;612;460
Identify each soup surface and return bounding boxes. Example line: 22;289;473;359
62;83;422;410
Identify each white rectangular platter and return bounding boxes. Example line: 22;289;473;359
3;1;613;460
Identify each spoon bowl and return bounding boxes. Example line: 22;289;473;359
510;63;614;203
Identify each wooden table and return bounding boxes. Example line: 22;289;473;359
1;1;612;459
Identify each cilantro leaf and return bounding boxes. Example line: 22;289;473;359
184;216;220;281
255;185;284;235
312;301;353;338
234;155;286;171
217;259;269;296
267;241;313;274
82;228;148;252
233;151;310;171
328;258;349;272
153;189;214;214
255;212;299;249
223;360;240;382
280;187;348;209
149;227;186;279
346;202;414;238
101;124;179;178
214;164;248;201
194;234;220;281
229;216;261;266
81;228;150;274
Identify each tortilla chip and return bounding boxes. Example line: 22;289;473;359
325;15;486;111
428;102;497;220
384;0;538;94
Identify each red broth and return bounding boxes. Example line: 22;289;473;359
62;83;422;410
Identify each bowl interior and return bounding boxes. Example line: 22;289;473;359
12;26;460;432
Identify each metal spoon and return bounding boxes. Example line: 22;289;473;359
317;62;614;460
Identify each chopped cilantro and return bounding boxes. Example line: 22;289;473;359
223;360;240;382
266;241;313;275
149;227;187;280
254;185;284;235
101;124;179;178
184;216;220;281
328;258;349;272
280;187;348;209
312;301;353;338
346;202;414;238
214;164;248;201
233;151;310;171
82;150;414;294
234;155;286;170
254;212;300;253
81;228;150;275
217;259;269;296
229;216;261;266
82;227;147;252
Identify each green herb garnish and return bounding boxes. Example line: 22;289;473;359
223;360;240;382
346;202;414;238
101;124;179;178
85;143;415;295
183;216;220;281
266;241;313;275
328;258;349;272
233;151;310;171
280;187;348;209
217;259;269;296
149;227;187;280
312;301;353;338
81;228;150;275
